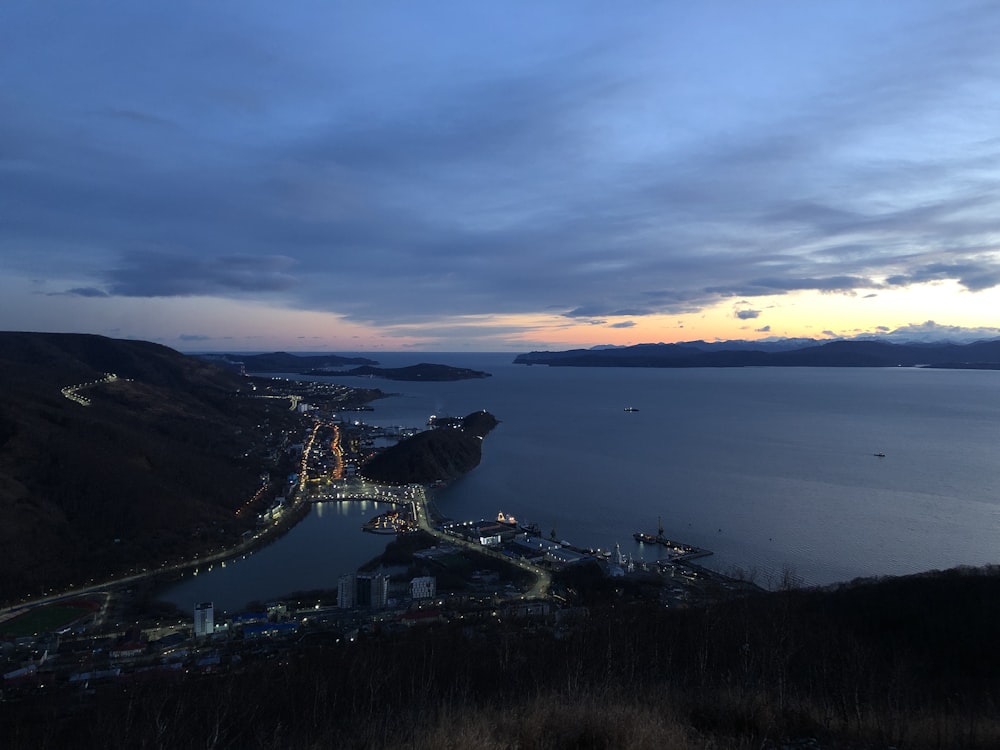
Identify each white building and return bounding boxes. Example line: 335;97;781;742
194;602;214;637
410;576;437;600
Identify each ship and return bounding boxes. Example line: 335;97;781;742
519;520;541;535
624;406;639;412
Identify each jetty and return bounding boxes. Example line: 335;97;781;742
633;517;712;562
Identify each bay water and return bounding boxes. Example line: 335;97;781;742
161;354;1000;611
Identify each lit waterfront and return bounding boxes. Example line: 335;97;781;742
163;355;1000;608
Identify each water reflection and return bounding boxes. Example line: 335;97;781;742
157;501;397;612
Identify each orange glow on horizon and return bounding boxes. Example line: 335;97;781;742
8;274;999;352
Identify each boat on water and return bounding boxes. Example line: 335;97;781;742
624;406;639;412
874;452;886;457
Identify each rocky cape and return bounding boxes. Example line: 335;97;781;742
514;338;1000;369
359;411;498;485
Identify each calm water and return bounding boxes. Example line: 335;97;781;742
162;354;1000;610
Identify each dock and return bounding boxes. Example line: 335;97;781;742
633;518;711;562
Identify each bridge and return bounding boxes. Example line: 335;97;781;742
305;477;425;507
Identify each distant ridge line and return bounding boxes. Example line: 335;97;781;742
514;338;1000;369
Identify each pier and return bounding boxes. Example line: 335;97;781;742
306;478;424;507
633;518;712;562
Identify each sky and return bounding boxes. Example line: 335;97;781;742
3;1;1000;353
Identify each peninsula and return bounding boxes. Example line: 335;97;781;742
359;410;498;484
307;363;492;381
515;338;1000;369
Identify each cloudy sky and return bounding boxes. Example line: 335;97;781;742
4;1;1000;352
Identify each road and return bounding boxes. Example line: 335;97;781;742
410;487;551;600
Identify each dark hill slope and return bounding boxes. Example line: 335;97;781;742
360;411;498;484
0;332;303;601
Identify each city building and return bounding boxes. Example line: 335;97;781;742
194;601;214;637
338;574;355;609
410;576;437;600
338;572;389;609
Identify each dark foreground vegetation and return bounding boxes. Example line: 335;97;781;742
4;566;1000;749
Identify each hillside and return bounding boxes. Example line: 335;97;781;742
514;338;1000;368
0;332;309;602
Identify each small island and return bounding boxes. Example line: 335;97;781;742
306;363;491;381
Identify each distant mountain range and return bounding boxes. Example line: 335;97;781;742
308;363;491;381
514;338;1000;369
199;351;377;372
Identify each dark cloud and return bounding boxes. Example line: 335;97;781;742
104;254;298;297
608;321;636;329
179;334;211;341
2;1;1000;337
885;260;1000;292
54;287;110;298
564;305;650;318
708;276;878;297
884;320;1000;342
755;325;771;333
